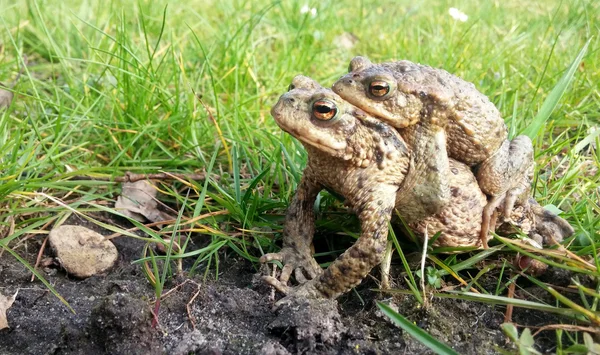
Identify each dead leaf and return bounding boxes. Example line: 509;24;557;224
0;83;14;110
115;180;175;222
0;290;18;330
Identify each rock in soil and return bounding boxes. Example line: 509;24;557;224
49;225;118;278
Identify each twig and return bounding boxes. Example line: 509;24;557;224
504;280;516;323
31;236;49;282
24;214;62;281
159;279;197;301
186;285;202;330
530;323;600;336
69;171;216;183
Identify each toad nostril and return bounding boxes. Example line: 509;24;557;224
352;74;360;79
288;98;295;103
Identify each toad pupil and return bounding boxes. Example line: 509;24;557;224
313;101;337;120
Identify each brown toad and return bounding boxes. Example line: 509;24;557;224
261;76;573;302
332;57;535;248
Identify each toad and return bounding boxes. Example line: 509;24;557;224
261;75;573;303
332;57;535;248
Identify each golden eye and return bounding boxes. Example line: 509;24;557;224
369;80;390;97
312;100;338;121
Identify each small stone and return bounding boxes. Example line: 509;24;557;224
49;225;118;278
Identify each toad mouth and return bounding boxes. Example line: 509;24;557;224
295;135;346;158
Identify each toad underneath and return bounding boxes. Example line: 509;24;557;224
260;76;573;303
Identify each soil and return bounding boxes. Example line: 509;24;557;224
0;214;571;355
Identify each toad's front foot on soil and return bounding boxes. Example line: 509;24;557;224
262;278;325;309
260;247;322;285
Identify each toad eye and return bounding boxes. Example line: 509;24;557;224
312;100;338;121
369;80;391;97
288;83;295;91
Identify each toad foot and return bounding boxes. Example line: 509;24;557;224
260;247;322;285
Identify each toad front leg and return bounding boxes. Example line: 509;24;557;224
266;185;397;303
260;173;323;285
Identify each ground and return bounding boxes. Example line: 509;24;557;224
0;214;579;355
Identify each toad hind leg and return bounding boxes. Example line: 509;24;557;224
476;135;534;248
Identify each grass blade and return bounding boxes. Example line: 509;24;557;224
377;302;460;355
1;245;75;313
521;39;591;139
441;291;589;319
435;245;503;277
389;225;423;304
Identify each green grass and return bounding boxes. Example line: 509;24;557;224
1;0;599;352
378;301;460;355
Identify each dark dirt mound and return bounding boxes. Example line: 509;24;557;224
0;218;567;354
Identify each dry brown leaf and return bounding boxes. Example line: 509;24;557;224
0;290;18;330
115;180;175;222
